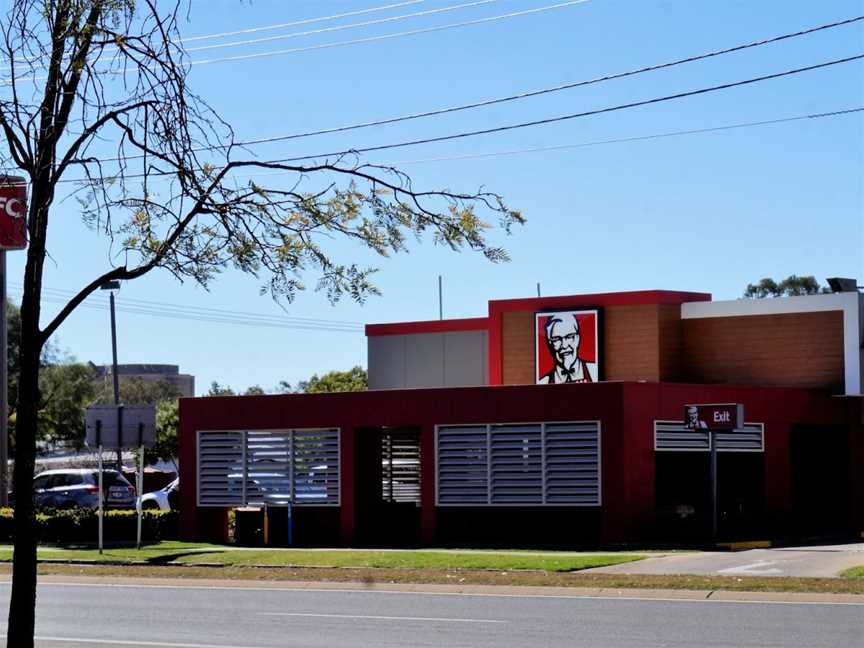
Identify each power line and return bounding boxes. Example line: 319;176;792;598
0;0;433;70
181;0;430;43
190;0;592;65
209;107;861;175
185;0;504;53
386;107;864;163
69;15;864;166
273;54;864;163
52;54;864;185
222;16;864;148
8;283;365;330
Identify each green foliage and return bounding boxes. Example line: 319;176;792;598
36;363;98;450
280;366;367;394
0;507;178;544
743;275;830;298
94;376;180;405
206;382;236;397
144;399;178;466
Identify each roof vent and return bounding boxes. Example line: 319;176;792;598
826;277;860;293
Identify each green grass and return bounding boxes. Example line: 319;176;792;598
842;565;864;579
0;542;643;572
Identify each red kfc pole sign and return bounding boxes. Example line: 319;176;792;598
0;176;27;250
683;403;743;430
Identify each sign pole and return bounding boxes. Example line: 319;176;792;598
98;445;104;555
136;423;144;549
709;429;718;545
0;249;7;507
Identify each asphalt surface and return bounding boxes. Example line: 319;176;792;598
0;580;861;647
591;542;864;577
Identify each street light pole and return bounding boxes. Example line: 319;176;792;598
101;281;122;470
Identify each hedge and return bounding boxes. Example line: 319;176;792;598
0;507;178;544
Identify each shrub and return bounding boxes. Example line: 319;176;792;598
0;507;178;544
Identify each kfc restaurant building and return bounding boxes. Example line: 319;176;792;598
179;289;864;546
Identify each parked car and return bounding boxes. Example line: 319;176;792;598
139;478;179;511
11;468;136;510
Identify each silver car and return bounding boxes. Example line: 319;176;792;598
25;468;136;509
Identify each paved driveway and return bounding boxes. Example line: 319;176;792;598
590;543;864;577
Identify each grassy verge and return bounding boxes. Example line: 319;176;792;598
3;564;863;595
842;565;864;579
0;542;643;572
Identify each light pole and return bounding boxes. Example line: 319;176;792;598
100;280;122;470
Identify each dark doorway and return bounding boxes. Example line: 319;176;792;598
655;451;765;542
790;425;851;539
354;427;421;546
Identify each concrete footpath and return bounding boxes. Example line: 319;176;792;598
589;542;864;578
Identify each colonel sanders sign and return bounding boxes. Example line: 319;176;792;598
535;309;600;384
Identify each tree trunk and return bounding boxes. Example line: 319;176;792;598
6;307;41;647
7;180;50;646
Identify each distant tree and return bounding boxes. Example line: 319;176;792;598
206;382;236;397
281;366;368;394
34;363;98;451
145;399;179;468
94;376;180;405
243;385;266;396
743;275;830;298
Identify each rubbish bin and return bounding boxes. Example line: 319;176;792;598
233;507;263;546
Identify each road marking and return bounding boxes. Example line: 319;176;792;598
3;581;863;606
258;612;505;623
718;561;784;576
2;636;266;648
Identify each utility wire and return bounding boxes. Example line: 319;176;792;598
190;0;592;65
26;295;366;333
78;16;864;164
0;0;432;69
181;0;430;43
9;283;365;329
273;54;864;163
206;107;861;177
185;0;503;53
53;54;864;184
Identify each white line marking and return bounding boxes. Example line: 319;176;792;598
3;581;863;606
3;636;266;648
718;561;783;576
258;612;505;623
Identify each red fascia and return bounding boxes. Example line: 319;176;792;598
487;290;712;384
365;317;489;337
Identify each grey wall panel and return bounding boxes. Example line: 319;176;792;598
368;335;405;389
405;333;446;388
444;330;488;387
368;329;488;389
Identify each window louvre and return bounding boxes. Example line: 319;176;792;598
436;421;601;506
654;421;764;452
197;429;339;507
437;426;489;504
382;431;421;504
198;431;245;507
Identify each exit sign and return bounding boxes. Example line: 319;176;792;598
683;403;743;430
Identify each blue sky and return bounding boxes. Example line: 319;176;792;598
6;0;863;394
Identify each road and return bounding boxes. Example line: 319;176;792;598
0;580;861;647
591;543;864;578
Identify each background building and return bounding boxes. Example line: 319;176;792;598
95;364;195;398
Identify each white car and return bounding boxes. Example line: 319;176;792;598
139;478;179;511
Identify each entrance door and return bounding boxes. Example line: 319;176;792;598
790;425;851;538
